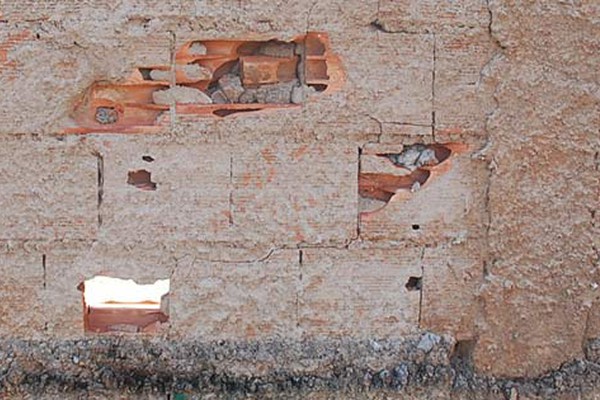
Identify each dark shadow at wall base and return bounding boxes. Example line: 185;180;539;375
1;336;599;399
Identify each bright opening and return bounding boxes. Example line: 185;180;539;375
80;276;170;333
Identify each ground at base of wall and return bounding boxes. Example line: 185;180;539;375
1;335;600;399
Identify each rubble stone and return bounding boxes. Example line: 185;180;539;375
218;73;245;102
150;64;211;82
152;86;212;105
188;42;207;55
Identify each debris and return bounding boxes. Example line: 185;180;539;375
150;64;212;82
95;107;118;124
152;86;212;105
149;69;171;82
239;80;297;104
210;89;229;104
418;333;442;353
410;181;421;193
386;144;440;171
419;148;438;166
218;74;245;102
370;340;382;351
188;41;207;55
393;363;410;388
179;64;212;81
291;85;303;104
238;90;257;104
261;80;297;103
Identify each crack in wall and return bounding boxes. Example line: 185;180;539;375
370;20;426;35
477;0;504;275
468;0;506;366
431;33;437;143
93;151;104;228
42;253;48;332
356;147;363;239
168;30;177;127
305;1;318;34
296;249;303;329
229;155;234;226
42;254;46;290
417;247;425;328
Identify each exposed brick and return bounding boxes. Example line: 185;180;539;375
43;243;172;338
360;148;487;244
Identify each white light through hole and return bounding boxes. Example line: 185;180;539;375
83;276;170;310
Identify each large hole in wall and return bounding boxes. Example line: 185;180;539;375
359;143;457;214
79;276;170;334
66;32;344;134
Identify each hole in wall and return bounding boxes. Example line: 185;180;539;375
358;143;459;214
213;108;258;117
79;276;170;334
308;83;328;92
66;32;344;134
359;169;431;202
451;339;476;366
142;155;155;163
379;144;445;171
127;169;157;191
412;224;420;231
138;68;153;81
405;276;422;291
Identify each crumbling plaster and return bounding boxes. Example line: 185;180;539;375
0;0;598;391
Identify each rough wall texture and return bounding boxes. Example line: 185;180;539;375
0;0;598;397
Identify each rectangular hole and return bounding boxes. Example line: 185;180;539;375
80;276;170;334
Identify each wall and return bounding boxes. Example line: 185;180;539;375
0;0;597;381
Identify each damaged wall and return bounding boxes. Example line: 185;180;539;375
0;0;598;390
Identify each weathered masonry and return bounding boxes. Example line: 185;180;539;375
0;1;598;398
67;32;344;133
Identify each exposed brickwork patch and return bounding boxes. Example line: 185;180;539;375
65;32;344;134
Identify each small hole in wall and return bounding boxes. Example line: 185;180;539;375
138;68;153;81
412;224;420;231
128;170;157;191
308;83;328;92
142;155;155;163
451;339;476;366
78;276;170;334
405;276;422;291
213;108;257;117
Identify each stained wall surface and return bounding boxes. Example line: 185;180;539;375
0;0;597;380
